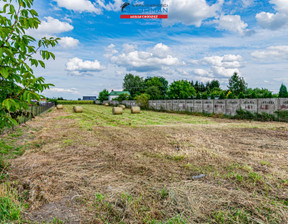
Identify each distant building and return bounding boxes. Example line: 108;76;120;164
108;90;130;101
83;96;97;101
39;98;47;105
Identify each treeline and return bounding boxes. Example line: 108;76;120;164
98;73;288;102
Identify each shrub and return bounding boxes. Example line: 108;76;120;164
135;94;150;109
219;92;226;99
275;111;288;122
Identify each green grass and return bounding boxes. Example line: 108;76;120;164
0;184;22;223
60;105;215;128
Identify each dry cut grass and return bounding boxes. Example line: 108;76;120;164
2;105;288;223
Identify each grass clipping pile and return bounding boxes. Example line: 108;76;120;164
6;105;288;223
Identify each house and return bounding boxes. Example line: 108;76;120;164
83;96;97;101
108;90;130;101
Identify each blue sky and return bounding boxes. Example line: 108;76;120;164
25;0;288;99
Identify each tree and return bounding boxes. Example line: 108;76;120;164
135;93;150;109
227;73;247;96
201;92;208;99
279;84;288;98
238;92;245;99
123;74;144;97
167;80;196;99
0;0;59;129
98;89;109;102
250;91;257;99
210;93;215;99
227;92;236;99
145;76;168;98
210;80;220;89
145;86;161;100
114;93;129;102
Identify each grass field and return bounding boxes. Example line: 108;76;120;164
1;105;288;223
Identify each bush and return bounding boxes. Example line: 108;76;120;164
56;100;95;105
135;94;150;109
274;111;288;122
235;109;277;121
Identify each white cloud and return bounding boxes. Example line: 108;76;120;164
242;0;254;7
122;44;137;54
193;54;243;77
104;44;119;57
110;43;179;72
193;68;213;77
161;0;223;26
251;45;288;60
256;0;288;30
66;57;104;76
96;0;123;11
28;17;73;38
58;37;79;48
213;15;249;35
53;0;102;14
271;0;288;13
47;88;79;94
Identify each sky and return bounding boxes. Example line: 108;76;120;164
22;0;288;99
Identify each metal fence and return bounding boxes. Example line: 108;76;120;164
18;102;55;125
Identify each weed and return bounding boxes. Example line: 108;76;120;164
62;139;72;146
235;173;244;182
212;208;251;224
52;217;64;224
147;214;187;224
95;193;104;204
261;161;271;166
160;188;169;199
249;172;263;184
165;155;185;161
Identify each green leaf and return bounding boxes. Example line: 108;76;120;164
1;68;9;78
38;60;45;68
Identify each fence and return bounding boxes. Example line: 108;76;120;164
18;102;55;125
97;98;288;116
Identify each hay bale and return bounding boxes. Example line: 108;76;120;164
112;107;123;115
119;105;126;110
56;105;63;110
105;103;109;106
73;106;83;113
131;106;140;114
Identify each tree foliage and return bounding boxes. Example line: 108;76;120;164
135;93;150;109
144;76;168;98
114;93;129;102
227;73;247;96
123;74;144;97
168;80;196;99
279;84;288;98
98;89;109;102
167;80;196;99
145;86;161;100
0;0;59;128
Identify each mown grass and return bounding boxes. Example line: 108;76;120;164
58;105;215;128
1;105;288;223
